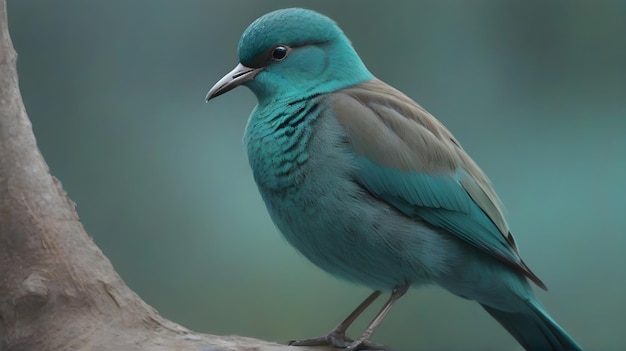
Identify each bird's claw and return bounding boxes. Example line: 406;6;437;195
345;338;391;351
289;333;391;351
288;331;353;348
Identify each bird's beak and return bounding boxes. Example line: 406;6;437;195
205;63;262;102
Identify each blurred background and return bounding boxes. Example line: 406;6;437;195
7;1;625;350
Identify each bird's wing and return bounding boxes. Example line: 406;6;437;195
331;79;546;289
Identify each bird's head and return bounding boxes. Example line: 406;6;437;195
206;8;373;104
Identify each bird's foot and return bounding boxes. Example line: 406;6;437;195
289;333;390;351
345;338;391;351
289;330;353;348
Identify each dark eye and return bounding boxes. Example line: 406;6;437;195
271;45;288;61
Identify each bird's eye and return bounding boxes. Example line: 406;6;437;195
271;45;288;61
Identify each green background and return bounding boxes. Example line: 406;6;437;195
7;1;625;350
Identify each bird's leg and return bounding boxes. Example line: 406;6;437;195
289;290;382;348
345;283;410;351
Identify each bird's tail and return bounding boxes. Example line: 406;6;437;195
481;299;582;351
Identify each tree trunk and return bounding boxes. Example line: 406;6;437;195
0;2;327;350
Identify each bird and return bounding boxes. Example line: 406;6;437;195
205;8;582;351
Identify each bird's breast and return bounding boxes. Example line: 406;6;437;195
243;103;453;290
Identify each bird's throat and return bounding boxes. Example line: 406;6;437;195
244;96;325;192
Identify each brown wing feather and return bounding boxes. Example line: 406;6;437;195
332;79;546;289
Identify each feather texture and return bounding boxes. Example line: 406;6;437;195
332;79;546;289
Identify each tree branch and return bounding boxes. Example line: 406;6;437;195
0;2;329;350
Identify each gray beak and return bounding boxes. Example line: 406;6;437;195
205;63;262;101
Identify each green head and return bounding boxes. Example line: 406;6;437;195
206;8;373;104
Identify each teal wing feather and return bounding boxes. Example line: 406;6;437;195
332;79;546;289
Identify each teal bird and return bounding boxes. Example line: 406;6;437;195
206;8;582;351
